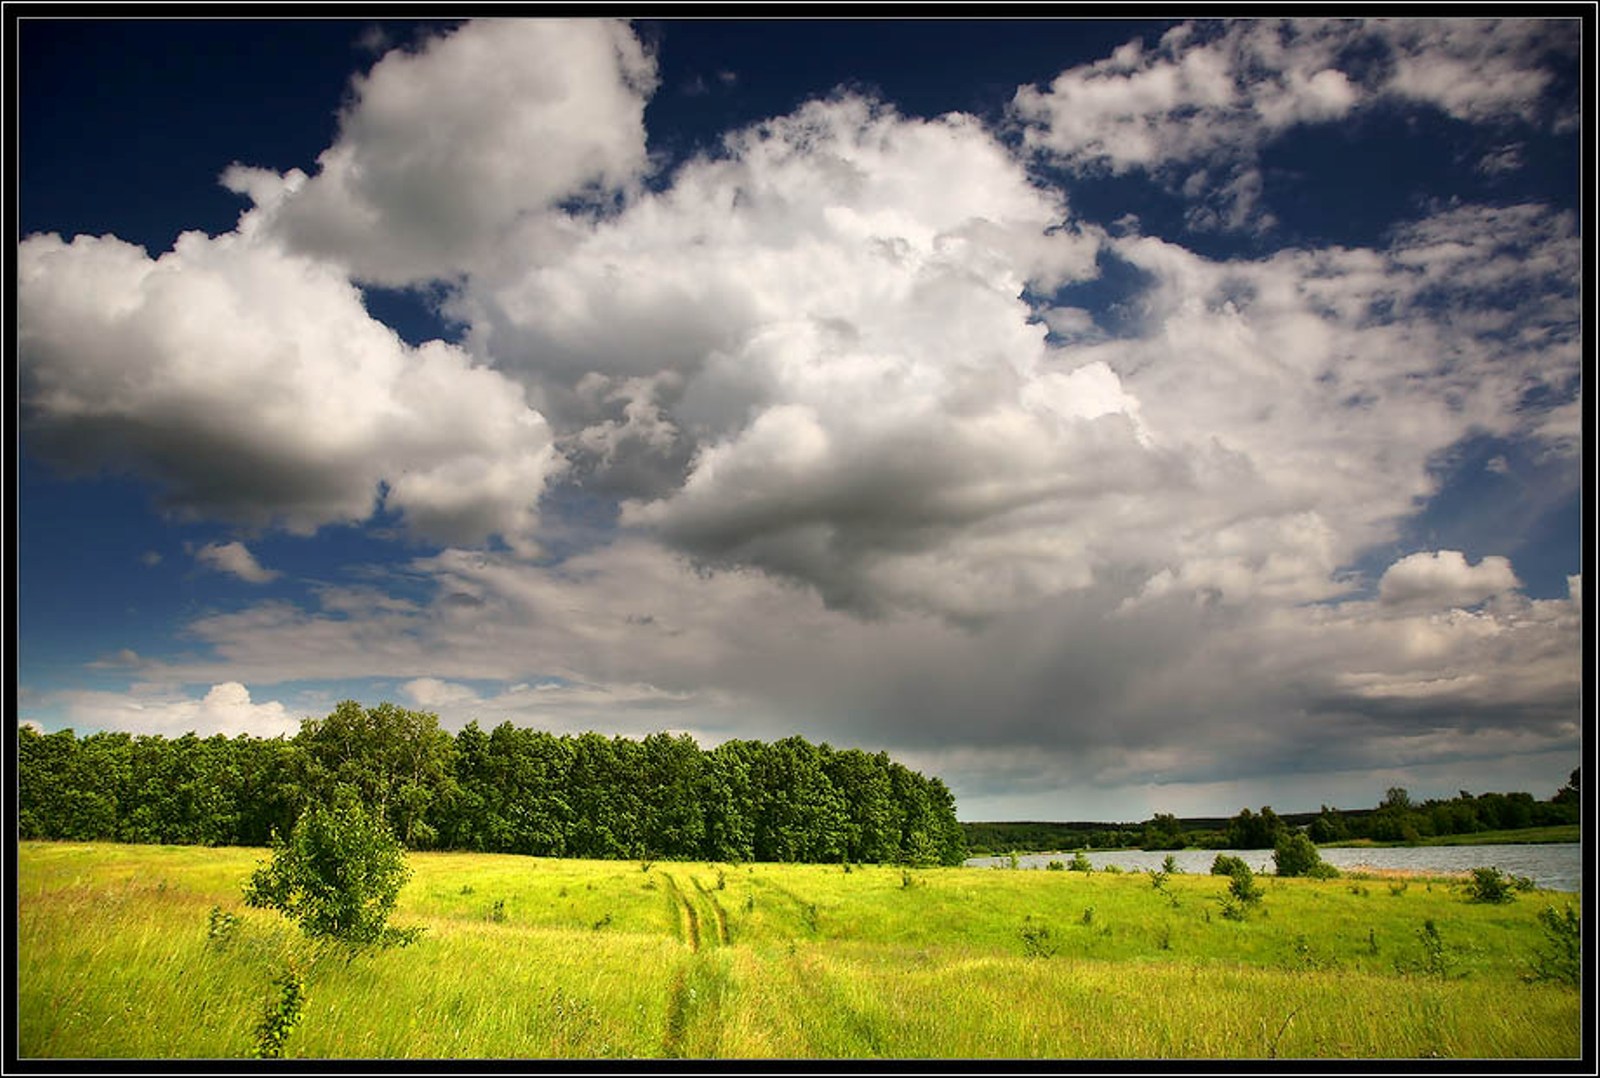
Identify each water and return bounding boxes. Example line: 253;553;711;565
964;842;1582;893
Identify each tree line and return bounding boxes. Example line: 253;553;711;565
16;701;967;865
963;771;1580;855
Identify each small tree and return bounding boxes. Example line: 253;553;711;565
1273;831;1336;878
244;797;420;946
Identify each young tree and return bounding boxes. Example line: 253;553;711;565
1273;830;1335;877
244;797;418;946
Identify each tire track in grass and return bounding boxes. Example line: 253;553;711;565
660;871;700;952
690;876;730;946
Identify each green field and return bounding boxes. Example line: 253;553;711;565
17;841;1580;1059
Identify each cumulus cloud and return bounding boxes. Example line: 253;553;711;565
1378;550;1521;609
236;18;658;285
195;541;280;584
17;226;562;550
45;682;300;739
1012;18;1577;228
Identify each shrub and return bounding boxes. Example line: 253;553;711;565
1526;903;1579;987
1273;831;1335;878
1464;866;1519;904
252;968;306;1059
243;798;420;946
1211;854;1250;877
1019;917;1057;958
1068;851;1093;873
1045;860;1066;872
1161;854;1182;875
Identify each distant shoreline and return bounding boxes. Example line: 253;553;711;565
965;823;1579;857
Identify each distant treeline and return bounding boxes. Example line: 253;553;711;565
17;701;966;865
962;773;1581;855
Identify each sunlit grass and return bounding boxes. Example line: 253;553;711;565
17;842;1580;1059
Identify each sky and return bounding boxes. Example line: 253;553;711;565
13;16;1588;823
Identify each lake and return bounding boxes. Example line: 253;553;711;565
965;842;1582;893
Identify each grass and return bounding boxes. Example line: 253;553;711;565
17;841;1581;1060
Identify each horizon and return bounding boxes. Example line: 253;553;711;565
15;17;1585;822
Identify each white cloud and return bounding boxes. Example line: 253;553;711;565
240;18;658;285
1012;19;1576;228
1378;550;1521;609
400;676;481;710
17;227;562;550
195;541;280;584
44;682;300;738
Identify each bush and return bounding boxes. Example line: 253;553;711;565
1211;853;1250;878
1019;917;1057;958
1527;904;1579;987
1068;851;1093;873
244;798;420;946
1273;831;1336;878
1463;866;1519;904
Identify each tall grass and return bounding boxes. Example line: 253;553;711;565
17;842;1580;1059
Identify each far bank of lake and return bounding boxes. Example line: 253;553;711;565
965;842;1581;893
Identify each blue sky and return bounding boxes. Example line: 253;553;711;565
15;17;1586;821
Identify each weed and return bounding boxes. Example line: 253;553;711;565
1218;896;1248;922
1367;928;1379;956
803;903;820;933
1348;883;1369;897
488;899;507;923
743;894;754;913
716;869;727;890
1045;860;1065;872
1162;855;1182;875
1154;924;1172;950
1148;868;1169;890
251;967;306;1059
1525;903;1579;987
1388;881;1408;897
1019;917;1057;959
1068;851;1093;874
1399;919;1453;979
1079;906;1095;927
206;906;239;947
1264;1006;1302;1059
592;912;613;931
900;869;919;890
459;884;475;895
640;860;655;874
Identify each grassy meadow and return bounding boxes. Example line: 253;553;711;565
17;841;1581;1060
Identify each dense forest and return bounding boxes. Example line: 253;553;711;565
962;773;1581;855
16;701;967;866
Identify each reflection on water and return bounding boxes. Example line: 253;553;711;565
965;842;1581;893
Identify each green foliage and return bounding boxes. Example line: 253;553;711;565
1224;806;1285;849
243;798;419;946
1272;831;1336;878
1018;917;1057;958
1162;854;1182;875
1526;904;1579;987
206;905;239;947
1402;919;1454;979
251;968;306;1059
1067;851;1093;873
1210;854;1250;878
1463;866;1520;904
19;710;963;867
1045;860;1065;872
